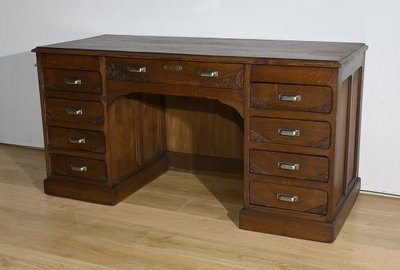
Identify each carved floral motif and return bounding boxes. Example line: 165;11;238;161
311;136;330;149
250;96;271;109
250;130;271;143
249;163;268;175
199;70;244;89
306;204;327;215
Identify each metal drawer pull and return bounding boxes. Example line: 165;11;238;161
64;78;82;85
198;70;219;78
70;164;87;172
65;108;83;115
278;162;300;171
278;128;301;137
277;194;299;203
279;94;302;102
127;65;147;73
68;137;86;144
163;64;183;71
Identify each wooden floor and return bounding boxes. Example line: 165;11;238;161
0;144;399;270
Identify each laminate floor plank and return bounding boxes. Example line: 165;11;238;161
0;144;399;270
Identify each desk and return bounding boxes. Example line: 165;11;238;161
33;35;367;242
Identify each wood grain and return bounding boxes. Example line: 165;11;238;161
250;117;331;148
106;57;244;89
41;53;99;71
164;96;243;159
45;98;104;130
250;83;332;113
107;96;139;183
33;35;367;67
50;154;107;183
43;68;102;94
0;145;399;270
250;150;329;182
249;181;327;214
48;127;105;154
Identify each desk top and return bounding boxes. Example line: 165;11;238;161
33;35;367;67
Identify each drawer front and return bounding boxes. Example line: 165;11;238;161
250;181;327;215
106;57;244;89
48;127;105;154
250;65;335;86
41;54;99;71
50;154;107;182
45;98;104;129
43;69;102;95
250;83;332;113
250;117;330;149
250;150;329;182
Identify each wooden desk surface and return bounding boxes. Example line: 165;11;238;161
33;35;367;67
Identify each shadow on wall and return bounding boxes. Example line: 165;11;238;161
0;51;43;148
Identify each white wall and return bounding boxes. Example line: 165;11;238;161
1;0;399;195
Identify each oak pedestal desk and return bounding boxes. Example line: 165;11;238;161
33;35;367;242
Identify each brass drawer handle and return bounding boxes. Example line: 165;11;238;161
277;193;299;203
68;137;86;144
64;78;82;85
65;108;83;115
278;162;300;171
163;64;183;71
278;128;301;137
279;94;302;102
198;70;219;78
127;65;146;73
70;164;87;172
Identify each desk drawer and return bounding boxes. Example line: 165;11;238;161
45;98;104;129
250;83;332;113
106;57;244;89
250;150;329;182
41;54;99;71
250;117;330;149
43;69;102;95
50;154;107;182
48;127;105;154
250;181;327;215
250;65;335;86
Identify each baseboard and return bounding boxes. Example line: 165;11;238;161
360;190;400;198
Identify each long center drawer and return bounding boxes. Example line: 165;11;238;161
106;57;244;89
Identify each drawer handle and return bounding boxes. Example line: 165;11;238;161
198;70;219;78
64;78;82;85
70;164;87;172
278;162;300;171
277;193;299;203
127;65;147;73
279;94;302;102
163;64;183;71
278;128;301;137
65;108;83;115
68;137;86;144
